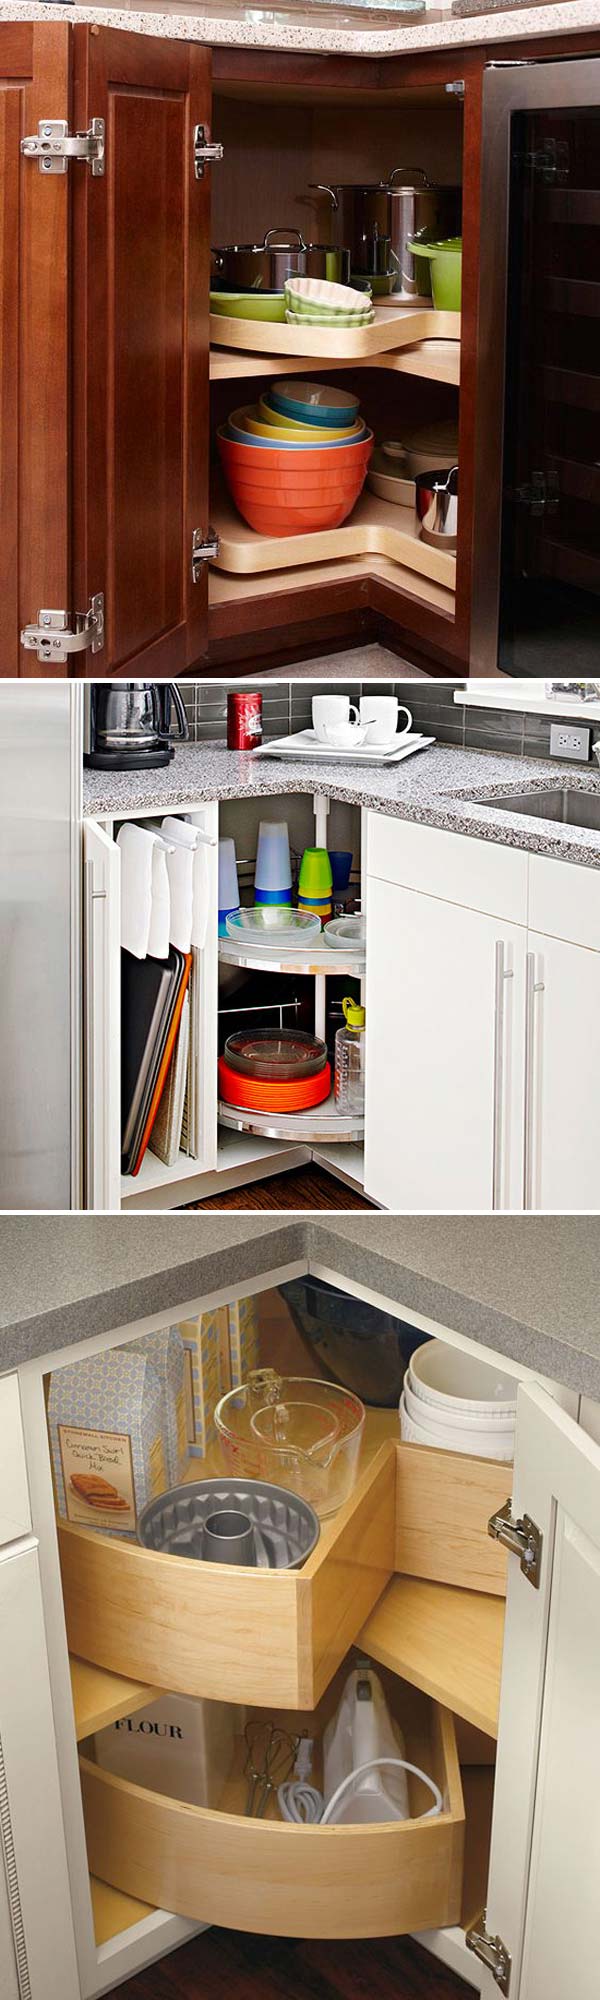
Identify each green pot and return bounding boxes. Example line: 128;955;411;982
210;291;286;323
406;238;462;312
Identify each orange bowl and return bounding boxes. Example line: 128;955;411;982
225;489;364;534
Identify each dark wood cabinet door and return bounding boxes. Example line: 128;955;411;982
71;26;212;677
0;23;70;677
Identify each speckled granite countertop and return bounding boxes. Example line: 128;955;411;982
4;0;600;59
84;740;600;870
2;1214;600;1398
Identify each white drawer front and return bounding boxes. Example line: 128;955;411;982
366;813;528;924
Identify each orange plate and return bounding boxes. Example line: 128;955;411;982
218;1057;332;1112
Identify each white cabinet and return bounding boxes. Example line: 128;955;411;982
365;814;600;1213
364;875;526;1211
474;1384;600;1999
0;1542;80;2000
524;930;600;1212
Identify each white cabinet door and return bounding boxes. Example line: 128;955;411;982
525;929;600;1212
477;1384;600;2000
0;1541;80;2000
83;821;121;1212
364;877;526;1210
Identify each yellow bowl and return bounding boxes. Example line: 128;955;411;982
256;396;364;441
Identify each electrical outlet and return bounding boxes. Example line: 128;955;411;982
549;722;591;762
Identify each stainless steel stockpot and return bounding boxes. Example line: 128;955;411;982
311;171;461;297
211;228;351;291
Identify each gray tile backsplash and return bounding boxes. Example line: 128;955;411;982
185;681;596;765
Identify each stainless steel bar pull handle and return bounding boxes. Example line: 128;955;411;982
492;940;513;1210
523;950;544;1210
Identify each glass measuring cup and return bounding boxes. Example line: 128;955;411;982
214;1369;365;1518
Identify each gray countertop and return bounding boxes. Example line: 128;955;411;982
4;0;600;60
2;1214;600;1399
84;740;600;870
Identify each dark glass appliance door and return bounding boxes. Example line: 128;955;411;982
498;106;600;674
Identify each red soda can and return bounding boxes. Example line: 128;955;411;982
227;690;263;751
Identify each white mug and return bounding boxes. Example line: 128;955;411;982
359;697;412;745
313;695;360;743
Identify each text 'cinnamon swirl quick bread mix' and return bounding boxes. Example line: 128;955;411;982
48;1346;168;1537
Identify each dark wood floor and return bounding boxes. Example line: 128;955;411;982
103;1930;470;1999
188;1166;374;1210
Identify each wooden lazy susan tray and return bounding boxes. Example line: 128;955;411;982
212;483;457;591
209;306;460;360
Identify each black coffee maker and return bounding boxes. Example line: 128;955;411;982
85;683;190;769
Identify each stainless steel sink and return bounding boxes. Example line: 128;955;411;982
474;788;600;833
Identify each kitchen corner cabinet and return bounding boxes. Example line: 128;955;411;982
1;20;483;676
5;1277;600;2000
364;816;600;1213
1;21;211;678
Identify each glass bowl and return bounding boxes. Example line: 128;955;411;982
215;1369;365;1519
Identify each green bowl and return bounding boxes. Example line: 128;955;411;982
210;291;286;323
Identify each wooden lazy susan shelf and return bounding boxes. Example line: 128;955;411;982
209;305;459;361
212;483;457;592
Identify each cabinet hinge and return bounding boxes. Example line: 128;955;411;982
193;124;223;178
488;1499;542;1587
514;470;560;517
20;118;105;175
466;1913;511;1994
192;529;219;581
20;594;105;665
445;79;465;97
522;138;569;185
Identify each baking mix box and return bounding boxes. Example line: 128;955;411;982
129;1326;187;1486
179;1306;231;1457
227;1294;261;1388
47;1347;168;1537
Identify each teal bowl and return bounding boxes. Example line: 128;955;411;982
269;388;360;428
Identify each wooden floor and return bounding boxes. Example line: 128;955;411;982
188;1166;374;1210
103;1930;470;1999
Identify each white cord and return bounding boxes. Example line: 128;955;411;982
319;1756;443;1826
277;1780;324;1823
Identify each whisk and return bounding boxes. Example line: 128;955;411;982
244;1720;299;1818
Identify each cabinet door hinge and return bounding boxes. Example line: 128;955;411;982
488;1498;542;1587
445;79;465;97
192;529;219;581
21;118;105;175
466;1913;511;1994
20;594;105;665
193;124;223;178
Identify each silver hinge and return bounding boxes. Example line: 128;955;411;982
466;1913;511;1994
488;1499;542;1587
445;79;465;97
20;594;105;665
193;124;223;178
192;528;219;581
21;117;105;175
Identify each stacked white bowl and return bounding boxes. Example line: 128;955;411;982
399;1340;517;1462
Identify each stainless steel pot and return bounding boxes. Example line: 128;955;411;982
211;228;351;292
311;170;461;297
415;465;458;550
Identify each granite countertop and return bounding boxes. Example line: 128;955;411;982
2;1213;600;1398
84;739;600;870
4;0;600;59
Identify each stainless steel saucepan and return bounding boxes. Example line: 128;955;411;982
211;228;351;291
